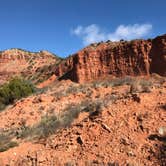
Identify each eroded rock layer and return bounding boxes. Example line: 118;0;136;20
54;34;166;83
0;34;166;85
150;34;166;75
0;49;60;85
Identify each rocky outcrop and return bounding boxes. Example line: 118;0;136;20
0;49;60;85
150;34;166;76
54;34;166;83
0;34;165;85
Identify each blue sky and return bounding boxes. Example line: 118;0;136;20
0;0;165;57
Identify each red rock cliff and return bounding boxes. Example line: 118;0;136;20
0;35;165;85
54;34;166;83
150;34;166;76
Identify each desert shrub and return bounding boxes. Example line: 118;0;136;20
62;104;81;127
62;99;104;126
19;92;120;141
0;134;18;152
53;77;136;98
130;79;153;93
82;100;102;113
151;73;166;84
20;100;104;140
140;79;153;92
19;115;61;139
35;115;61;138
65;85;79;94
130;80;142;93
19;112;76;139
0;77;35;110
92;76;134;88
109;76;133;87
53;84;92;98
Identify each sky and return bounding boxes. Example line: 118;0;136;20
0;0;165;57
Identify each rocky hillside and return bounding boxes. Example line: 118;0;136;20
0;34;165;165
0;76;165;165
53;34;166;83
0;34;165;85
0;49;61;85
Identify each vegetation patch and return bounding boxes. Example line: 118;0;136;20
19;98;107;140
0;133;18;152
19;115;61;139
130;79;153;93
0;77;35;111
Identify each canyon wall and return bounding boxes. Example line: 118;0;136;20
0;34;166;85
150;34;166;75
55;34;166;83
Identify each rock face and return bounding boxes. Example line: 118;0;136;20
150;34;166;76
54;34;166;83
0;49;60;85
0;34;165;85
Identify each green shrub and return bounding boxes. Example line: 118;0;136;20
0;77;35;110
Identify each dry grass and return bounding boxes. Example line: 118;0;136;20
0;133;18;152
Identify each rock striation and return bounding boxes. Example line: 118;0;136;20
150;34;166;75
0;34;166;85
54;34;166;83
0;49;60;85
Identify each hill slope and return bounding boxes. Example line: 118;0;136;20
0;34;165;165
0;76;165;165
0;49;61;85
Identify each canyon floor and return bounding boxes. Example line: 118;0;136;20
0;75;165;166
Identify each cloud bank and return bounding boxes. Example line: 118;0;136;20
72;23;152;45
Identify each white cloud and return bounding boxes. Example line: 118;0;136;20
72;24;106;45
71;23;152;45
72;26;83;35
